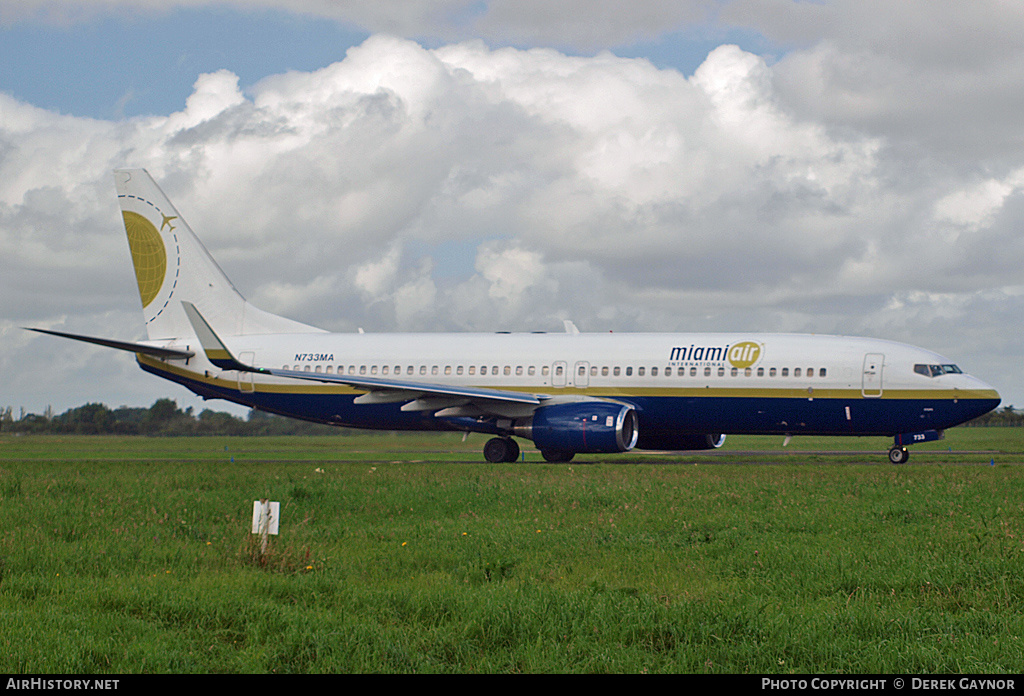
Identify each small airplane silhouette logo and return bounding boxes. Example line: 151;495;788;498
160;214;178;232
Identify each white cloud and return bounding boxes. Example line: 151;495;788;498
2;27;1023;413
933;169;1024;231
475;243;552;305
0;0;715;47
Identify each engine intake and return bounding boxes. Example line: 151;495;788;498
515;402;638;453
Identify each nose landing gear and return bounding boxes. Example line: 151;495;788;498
888;429;944;464
888;446;910;464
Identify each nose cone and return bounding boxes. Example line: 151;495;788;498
960;374;1001;422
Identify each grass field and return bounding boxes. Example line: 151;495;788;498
1;428;1023;673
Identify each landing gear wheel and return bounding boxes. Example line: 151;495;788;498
888;447;910;464
541;449;575;463
484;437;520;463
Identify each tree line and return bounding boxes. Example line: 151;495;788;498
962;405;1024;427
0;399;342;436
1;398;1019;435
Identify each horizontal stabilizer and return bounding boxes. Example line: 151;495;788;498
25;327;194;360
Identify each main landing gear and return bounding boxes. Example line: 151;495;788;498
482;437;576;463
483;437;520;463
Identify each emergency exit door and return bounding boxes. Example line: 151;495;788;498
862;353;883;397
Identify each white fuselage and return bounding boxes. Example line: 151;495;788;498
139;330;1000;443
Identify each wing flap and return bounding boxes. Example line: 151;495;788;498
265;367;545;406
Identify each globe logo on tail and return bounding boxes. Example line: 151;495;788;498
122;211;167;308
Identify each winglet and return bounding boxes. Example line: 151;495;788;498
181;301;264;373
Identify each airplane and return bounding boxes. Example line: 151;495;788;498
28;169;1001;464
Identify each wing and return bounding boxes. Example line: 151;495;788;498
182;302;548;419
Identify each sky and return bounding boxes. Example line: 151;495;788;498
2;0;1023;419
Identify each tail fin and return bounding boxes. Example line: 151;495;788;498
114;169;323;339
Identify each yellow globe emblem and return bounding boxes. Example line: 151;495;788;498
122;211;167;308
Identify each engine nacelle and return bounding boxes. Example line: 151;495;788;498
515;402;638;453
636;431;726;451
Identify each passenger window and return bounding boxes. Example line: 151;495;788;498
613;367;621;376
457;366;463;375
769;368;777;377
602;366;609;376
626;367;633;376
444;366;452;375
555;365;564;376
704;367;711;377
690;367;697;377
407;366;414;375
757;367;764;377
730;367;738;377
315;365;323;373
480;366;487;375
794;368;801;377
469;366;476;375
504;366;511;376
326;366;333;374
782;368;789;377
807;368;814;377
590;366;597;376
718;367;725;377
529;366;536;376
542;366;550;376
744;367;752;377
371;365;378;375
651;367;658;377
419;366;427;375
820;368;827;377
578;365;586;376
359;365;366;375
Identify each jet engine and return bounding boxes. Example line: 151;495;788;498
636;431;726;451
514;401;638;454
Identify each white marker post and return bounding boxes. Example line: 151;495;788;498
252;499;280;555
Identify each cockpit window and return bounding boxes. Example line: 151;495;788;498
914;364;962;377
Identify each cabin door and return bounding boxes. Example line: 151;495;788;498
552;361;567;387
861;353;884;397
574;361;590;388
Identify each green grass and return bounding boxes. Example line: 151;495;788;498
0;429;1022;673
